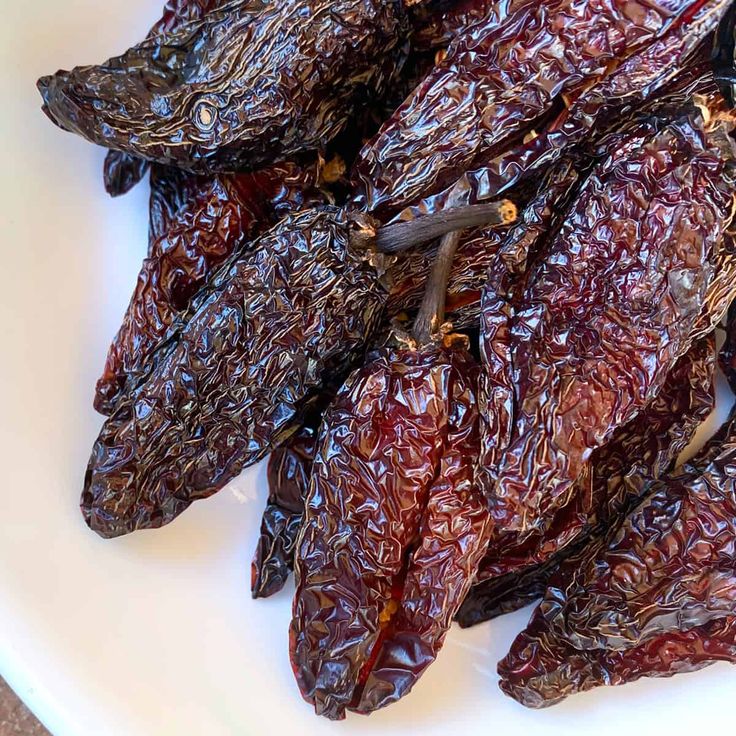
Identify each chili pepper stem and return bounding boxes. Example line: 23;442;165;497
413;231;461;346
372;200;516;253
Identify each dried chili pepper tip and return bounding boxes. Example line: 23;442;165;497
38;0;407;173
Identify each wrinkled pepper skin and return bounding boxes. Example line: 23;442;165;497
481;112;735;541
82;207;390;538
103;0;221;196
251;424;317;600
352;0;728;219
386;156;579;329
39;0;407;174
290;338;490;719
411;0;500;51
498;409;736;708
94;161;322;415
457;335;716;626
147;165;204;246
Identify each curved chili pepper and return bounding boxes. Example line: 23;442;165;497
82;207;389;538
480;110;736;542
457;334;716;626
352;0;729;219
94;161;323;415
82;201;516;538
291;231;490;718
498;408;736;707
38;0;408;174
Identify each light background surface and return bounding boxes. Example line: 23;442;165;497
1;2;735;734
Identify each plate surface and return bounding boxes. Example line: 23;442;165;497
1;2;736;734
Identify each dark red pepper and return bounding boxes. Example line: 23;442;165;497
478;109;736;547
352;0;729;220
251;424;317;600
457;335;716;626
82;202;516;538
39;0;409;174
94;161;323;415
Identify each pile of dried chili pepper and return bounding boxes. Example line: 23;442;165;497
38;0;736;720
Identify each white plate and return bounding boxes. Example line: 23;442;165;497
2;2;736;734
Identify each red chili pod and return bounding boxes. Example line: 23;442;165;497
498;409;736;707
290;231;491;719
479;109;736;542
457;334;716;626
352;0;729;219
290;336;489;719
94;161;323;415
39;0;409;174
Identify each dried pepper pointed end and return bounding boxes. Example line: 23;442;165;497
82;206;389;538
103;151;149;197
498;409;736;707
39;0;408;174
251;424;317;600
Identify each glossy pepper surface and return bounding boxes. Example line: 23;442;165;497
94;161;322;415
498;409;736;707
457;335;716;626
251;424;317;600
82;207;391;538
352;0;729;219
102;0;221;196
478;110;736;543
39;0;408;173
290;334;489;719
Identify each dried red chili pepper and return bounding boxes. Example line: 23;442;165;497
497;408;736;707
102;0;222;196
479;110;736;545
457;335;716;627
352;0;729;219
252;424;317;600
82;207;386;537
719;294;736;395
82;201;515;538
290;231;490;719
94;161;323;415
38;0;409;174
